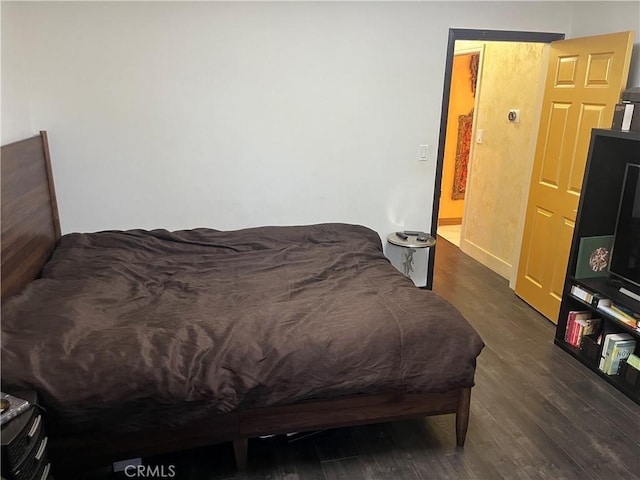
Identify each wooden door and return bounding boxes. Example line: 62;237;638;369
515;32;634;323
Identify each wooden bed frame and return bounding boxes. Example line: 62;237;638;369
1;132;473;475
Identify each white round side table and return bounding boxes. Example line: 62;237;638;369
386;232;436;277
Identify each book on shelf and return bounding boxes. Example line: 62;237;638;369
569;284;612;309
591;294;611;308
611;303;640;320
598;333;637;375
564;311;600;347
604;340;637;375
610;304;639;324
626;353;640;371
598;304;639;328
598;332;622;371
574;318;601;347
565;310;591;345
570;284;595;303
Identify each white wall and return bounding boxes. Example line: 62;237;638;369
2;1;581;242
570;1;640;86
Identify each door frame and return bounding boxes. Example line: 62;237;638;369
427;28;565;289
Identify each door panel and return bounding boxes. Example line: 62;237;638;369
541;104;571;187
523;207;554;287
585;53;614;86
568;105;605;194
555;56;578;85
515;31;633;323
550;218;575;301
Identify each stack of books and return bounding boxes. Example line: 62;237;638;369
564;310;601;347
570;284;610;308
597;302;640;329
598;333;637;375
570;284;596;304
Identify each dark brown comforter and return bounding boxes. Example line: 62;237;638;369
1;223;483;435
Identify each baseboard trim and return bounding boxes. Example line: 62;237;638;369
438;217;463;226
459;238;511;279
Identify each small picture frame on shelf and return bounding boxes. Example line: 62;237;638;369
575;235;614;279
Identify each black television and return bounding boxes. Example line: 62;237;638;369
609;163;640;301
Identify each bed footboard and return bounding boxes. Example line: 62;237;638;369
232;387;472;469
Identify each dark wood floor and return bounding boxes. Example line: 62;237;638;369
79;238;640;480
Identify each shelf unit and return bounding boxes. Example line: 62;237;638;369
555;128;640;404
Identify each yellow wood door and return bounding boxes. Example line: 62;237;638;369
515;32;634;323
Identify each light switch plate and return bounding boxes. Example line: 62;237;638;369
419;144;431;162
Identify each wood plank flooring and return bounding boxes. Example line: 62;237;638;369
77;237;640;480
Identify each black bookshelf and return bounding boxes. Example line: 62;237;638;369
555;128;640;404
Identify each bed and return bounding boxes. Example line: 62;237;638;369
1;132;484;475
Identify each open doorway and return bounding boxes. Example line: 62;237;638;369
437;45;481;248
426;29;564;289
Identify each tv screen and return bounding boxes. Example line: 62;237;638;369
609;163;640;291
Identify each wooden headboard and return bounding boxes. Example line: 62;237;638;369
1;131;61;300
